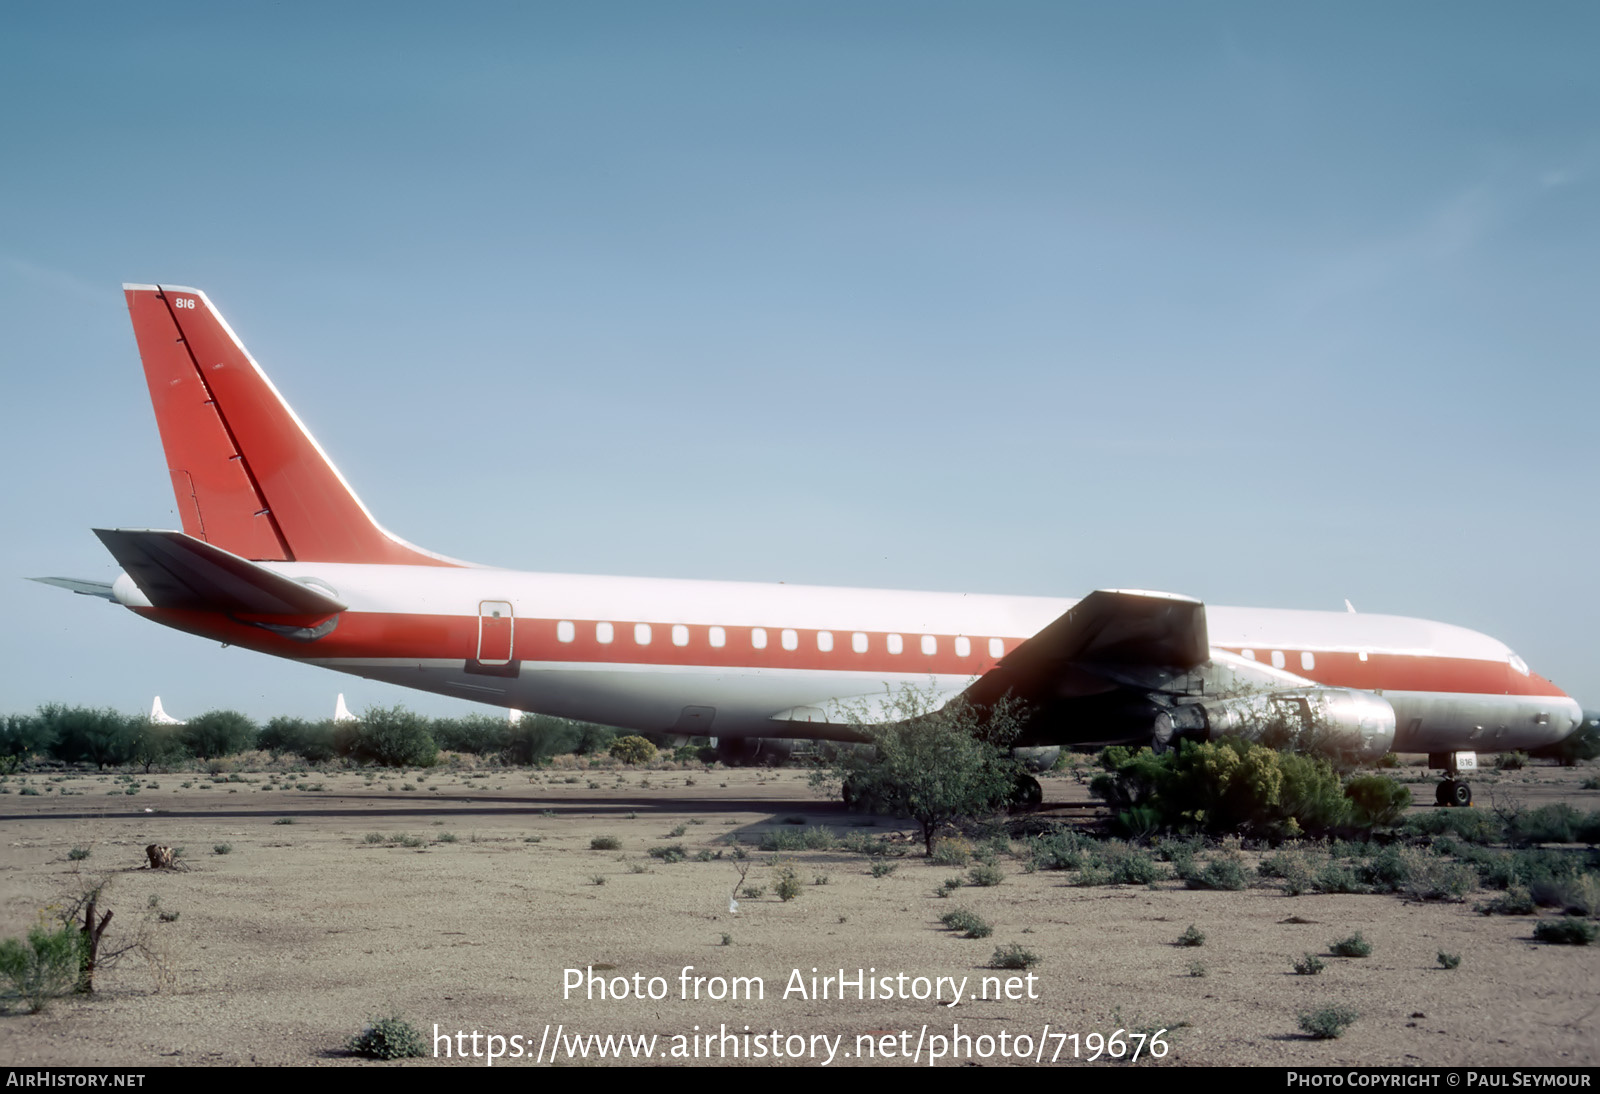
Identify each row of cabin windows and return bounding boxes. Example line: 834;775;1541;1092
1240;649;1356;671
551;620;1005;658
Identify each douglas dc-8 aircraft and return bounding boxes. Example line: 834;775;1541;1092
35;285;1584;807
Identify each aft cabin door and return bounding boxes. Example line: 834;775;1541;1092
478;601;514;665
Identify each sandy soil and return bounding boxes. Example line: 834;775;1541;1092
0;759;1595;1068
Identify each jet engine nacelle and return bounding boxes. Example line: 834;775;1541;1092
1173;687;1396;762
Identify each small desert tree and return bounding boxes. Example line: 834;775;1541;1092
815;686;1027;855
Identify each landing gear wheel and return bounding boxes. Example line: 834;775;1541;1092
1010;775;1043;811
1449;780;1472;808
1436;781;1453;807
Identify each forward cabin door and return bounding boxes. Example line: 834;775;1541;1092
478;601;514;666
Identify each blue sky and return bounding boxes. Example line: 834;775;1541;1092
3;3;1596;720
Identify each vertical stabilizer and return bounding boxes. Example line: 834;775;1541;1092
333;694;357;723
123;285;458;566
150;696;185;725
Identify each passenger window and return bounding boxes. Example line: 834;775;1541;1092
955;636;971;657
887;634;903;655
782;629;798;651
818;631;834;652
709;626;726;648
751;627;767;650
672;624;689;647
1270;650;1286;669
1241;649;1255;661
557;621;575;643
852;632;868;653
921;635;936;655
1301;651;1315;671
634;623;652;646
596;622;614;644
988;638;1004;658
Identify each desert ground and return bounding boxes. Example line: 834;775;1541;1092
0;757;1595;1068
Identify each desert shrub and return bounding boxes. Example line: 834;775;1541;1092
1091;738;1354;838
0;924;85;1012
930;838;974;866
1510;804;1583;845
989;943;1040;969
1177;924;1205;947
773;862;802;902
647;844;684;862
870;860;898;878
1187;854;1249;891
609;736;658;765
968;862;1004;887
1495;751;1528;770
1187;959;1207;978
1437;951;1461;969
1293;954;1325;975
1533;920;1597;945
939;908;992;938
1299;1005;1358;1039
339;706;437;767
1529;874;1600;917
1330;932;1373;958
816;688;1026;853
179;710;258;761
348;1016;427;1059
1025;830;1091;871
1405;810;1503;844
1311;861;1364;894
760;826;837;852
590;836;621;851
1477;887;1537;916
259;717;337;763
68;847;90;862
38;705;143;769
213;844;232;855
1344;775;1411;828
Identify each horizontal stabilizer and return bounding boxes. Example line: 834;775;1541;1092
93;528;348;617
30;576;117;600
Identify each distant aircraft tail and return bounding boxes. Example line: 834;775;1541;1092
122;285;458;566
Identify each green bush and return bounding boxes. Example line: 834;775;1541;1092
1344;775;1411;828
773;863;802;902
590;836;621;851
1437;951;1461;970
1299;1005;1358;1039
1177;924;1205;947
930;838;974;866
939;908;992;938
989;943;1040;969
968;862;1004;887
340;706;438;767
1330;932;1373;958
347;1016;427;1059
609;736;658;765
0;924;85;1012
1187;854;1249;891
1533;920;1597;945
1293;954;1325;976
1477;887;1536;916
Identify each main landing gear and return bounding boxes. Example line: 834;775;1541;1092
1435;779;1472;808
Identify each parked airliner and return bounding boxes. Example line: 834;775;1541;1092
34;285;1583;807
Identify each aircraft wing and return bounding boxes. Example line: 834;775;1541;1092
92;528;347;617
963;588;1209;709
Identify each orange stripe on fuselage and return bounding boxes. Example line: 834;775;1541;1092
132;609;1568;699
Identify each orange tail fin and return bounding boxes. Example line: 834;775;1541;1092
123;284;457;566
